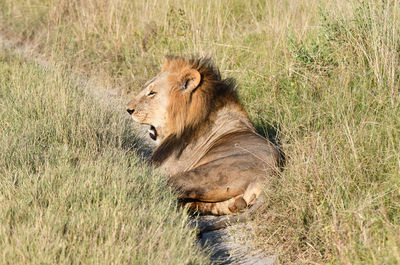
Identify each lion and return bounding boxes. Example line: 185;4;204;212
126;56;281;230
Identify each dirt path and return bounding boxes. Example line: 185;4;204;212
0;35;276;265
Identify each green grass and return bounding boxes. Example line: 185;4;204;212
0;51;208;264
1;0;400;264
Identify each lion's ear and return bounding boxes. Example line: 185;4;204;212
181;69;201;93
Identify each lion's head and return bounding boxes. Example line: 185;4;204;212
126;56;244;145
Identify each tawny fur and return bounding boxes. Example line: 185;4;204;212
126;56;281;218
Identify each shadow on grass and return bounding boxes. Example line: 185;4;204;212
254;119;286;169
120;122;156;161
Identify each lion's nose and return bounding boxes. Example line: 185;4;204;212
126;108;135;115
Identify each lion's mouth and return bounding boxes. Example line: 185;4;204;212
148;125;157;141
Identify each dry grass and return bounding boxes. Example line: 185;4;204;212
0;50;208;264
1;0;400;264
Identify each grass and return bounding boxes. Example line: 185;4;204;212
1;0;400;264
0;50;208;264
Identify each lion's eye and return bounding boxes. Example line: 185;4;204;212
147;91;156;97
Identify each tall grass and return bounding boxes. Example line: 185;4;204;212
1;0;399;264
0;51;208;264
0;0;319;92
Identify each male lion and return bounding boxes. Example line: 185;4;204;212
126;56;281;220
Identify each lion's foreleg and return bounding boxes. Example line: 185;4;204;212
184;181;263;215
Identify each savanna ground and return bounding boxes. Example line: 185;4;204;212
0;0;399;264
